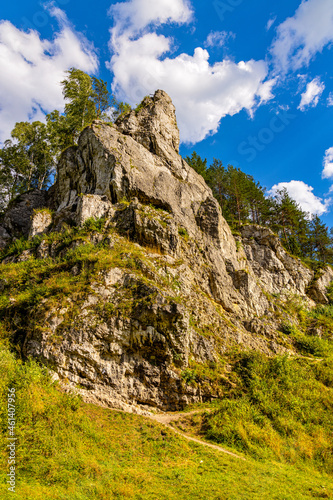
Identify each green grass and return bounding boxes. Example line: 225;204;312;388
0;344;333;500
181;351;333;475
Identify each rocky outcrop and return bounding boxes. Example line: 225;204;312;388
308;266;333;304
0;190;47;246
29;209;53;239
240;225;314;299
116;90;180;170
2;90;332;414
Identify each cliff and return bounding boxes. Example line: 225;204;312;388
1;90;332;414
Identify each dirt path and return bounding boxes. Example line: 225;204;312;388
87;399;245;460
150;410;245;460
151;408;211;425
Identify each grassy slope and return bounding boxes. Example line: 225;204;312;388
0;347;332;500
1;221;333;498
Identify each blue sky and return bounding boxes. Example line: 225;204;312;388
1;0;333;224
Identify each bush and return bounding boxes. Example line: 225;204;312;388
82;217;106;233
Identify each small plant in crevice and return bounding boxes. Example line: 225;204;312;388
178;227;189;240
181;368;197;385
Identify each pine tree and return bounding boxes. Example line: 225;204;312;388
270;188;309;256
185;151;208;180
308;216;333;263
206;159;227;213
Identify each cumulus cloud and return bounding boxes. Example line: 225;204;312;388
327;93;333;106
298;77;325;111
268;180;330;216
271;0;333;74
322;147;333;179
0;7;98;142
110;0;193;35
108;0;274;144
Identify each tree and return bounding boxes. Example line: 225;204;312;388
206;159;227;214
11;121;55;191
92;77;111;119
185;151;208;180
0;120;56;211
0;140;30;210
46;110;73;156
308;216;333;263
61;68;97;143
269;188;310;256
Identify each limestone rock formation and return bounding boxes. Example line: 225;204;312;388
0;190;47;247
308;266;333;304
2;90;332;414
29;209;53;239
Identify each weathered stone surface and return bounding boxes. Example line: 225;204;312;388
0;225;10;250
29;210;53;239
3;190;47;238
116;90;181;170
75;194;114;226
308;266;333;304
240;224;314;298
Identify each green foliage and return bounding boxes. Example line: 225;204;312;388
114;101;132;120
82;216;106;233
134;96;150;114
181;368;197;385
0;121;55;208
184;151;208;180
326;281;333;304
280;321;300;336
200;351;333;472
91;77;111;119
184;151;333;265
60;68;97;144
309;304;333;318
178;227;189;240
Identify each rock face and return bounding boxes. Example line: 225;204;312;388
0;190;47;247
4;90;332;413
308;266;333;304
240;225;314;298
29;209;53;239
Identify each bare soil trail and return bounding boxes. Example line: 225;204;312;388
150;409;245;460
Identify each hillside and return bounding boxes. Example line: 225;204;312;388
1;90;333;498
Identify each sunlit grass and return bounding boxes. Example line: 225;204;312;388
0;344;333;499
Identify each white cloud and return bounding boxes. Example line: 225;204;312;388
204;31;232;48
271;0;333;74
322;147;333;179
268;180;330;216
0;7;98;142
266;16;277;32
327;93;333;106
298;77;325;111
110;0;193;35
109;0;274;144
